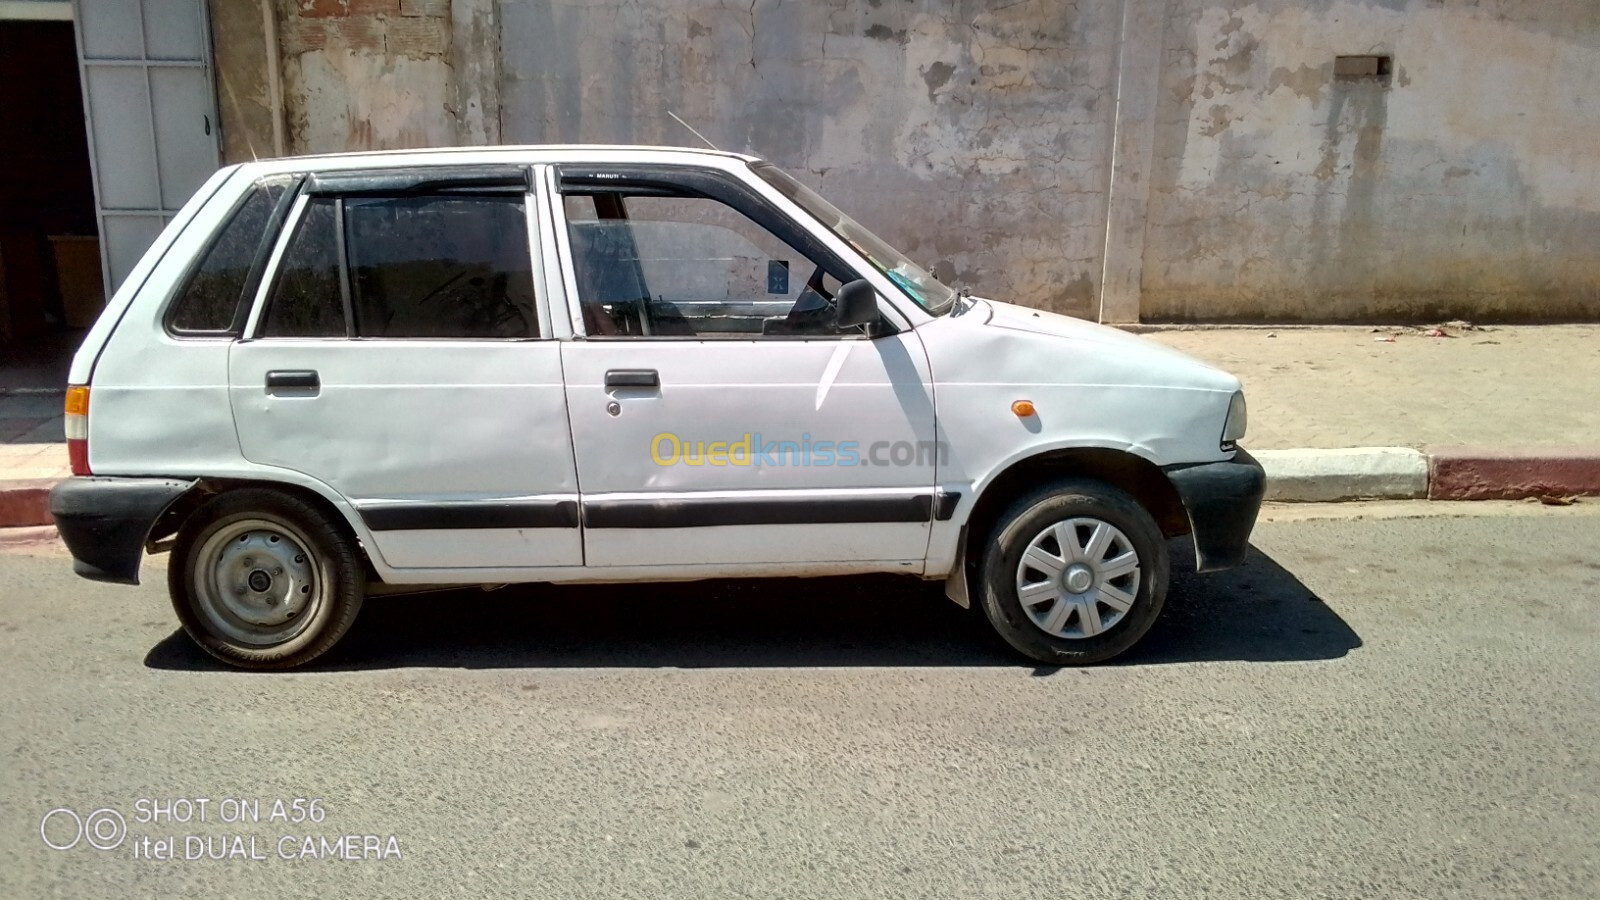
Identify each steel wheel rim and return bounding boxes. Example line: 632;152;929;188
1014;517;1141;639
192;518;322;647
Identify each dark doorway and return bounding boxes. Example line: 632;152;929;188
0;18;98;369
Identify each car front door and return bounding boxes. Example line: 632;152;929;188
549;163;939;571
228;166;584;573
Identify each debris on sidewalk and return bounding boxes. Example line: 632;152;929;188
1369;320;1486;341
1537;495;1580;507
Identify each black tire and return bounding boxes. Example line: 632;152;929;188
168;488;364;670
978;479;1168;665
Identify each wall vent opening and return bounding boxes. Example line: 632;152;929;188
1334;55;1393;81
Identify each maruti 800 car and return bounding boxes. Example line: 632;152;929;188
49;146;1264;669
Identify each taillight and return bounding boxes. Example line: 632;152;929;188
65;385;91;476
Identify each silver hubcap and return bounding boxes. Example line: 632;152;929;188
1015;517;1141;639
192;519;320;646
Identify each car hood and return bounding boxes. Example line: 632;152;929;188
960;297;1235;389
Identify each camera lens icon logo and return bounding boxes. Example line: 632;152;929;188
41;808;126;852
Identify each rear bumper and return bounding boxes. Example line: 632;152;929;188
48;477;195;585
1163;449;1265;573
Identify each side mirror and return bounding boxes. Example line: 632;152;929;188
834;279;879;329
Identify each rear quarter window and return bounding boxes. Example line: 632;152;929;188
166;176;296;335
261;198;346;338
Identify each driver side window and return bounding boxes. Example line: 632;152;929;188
562;192;850;338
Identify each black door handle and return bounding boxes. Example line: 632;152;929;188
266;370;320;391
605;369;659;388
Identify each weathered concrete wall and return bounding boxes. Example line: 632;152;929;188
210;0;279;162
1142;0;1600;321
211;0;1600;321
212;0;500;159
275;0;457;152
498;0;1122;318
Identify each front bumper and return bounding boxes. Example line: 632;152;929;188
1163;449;1265;573
48;477;195;585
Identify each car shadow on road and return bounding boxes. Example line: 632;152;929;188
144;541;1359;672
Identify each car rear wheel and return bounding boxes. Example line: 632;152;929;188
978;479;1168;665
169;489;364;669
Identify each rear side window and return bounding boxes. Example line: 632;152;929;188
259;190;538;340
346;195;536;339
166;177;294;334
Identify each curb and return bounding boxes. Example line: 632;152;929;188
1255;448;1429;502
0;447;1596;528
0;525;60;548
1254;446;1600;502
0;479;56;528
1429;448;1600;501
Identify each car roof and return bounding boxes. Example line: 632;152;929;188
229;144;764;179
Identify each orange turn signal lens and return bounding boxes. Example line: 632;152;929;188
65;385;91;476
65;385;90;416
1011;400;1036;417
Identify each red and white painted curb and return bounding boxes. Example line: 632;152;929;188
1256;447;1600;502
1;447;1597;530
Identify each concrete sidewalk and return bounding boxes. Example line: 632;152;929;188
2;323;1598;526
1146;324;1600;501
1145;324;1600;451
0;388;69;526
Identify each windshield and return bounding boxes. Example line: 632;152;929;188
751;163;959;316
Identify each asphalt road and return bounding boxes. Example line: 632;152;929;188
2;507;1598;898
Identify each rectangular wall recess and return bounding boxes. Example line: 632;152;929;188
1334;55;1393;81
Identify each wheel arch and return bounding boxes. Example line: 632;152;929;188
147;476;382;581
961;447;1190;571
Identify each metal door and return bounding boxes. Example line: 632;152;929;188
72;0;220;297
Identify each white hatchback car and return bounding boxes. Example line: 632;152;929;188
50;146;1263;669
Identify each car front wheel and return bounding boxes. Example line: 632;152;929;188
979;479;1169;665
168;489;364;669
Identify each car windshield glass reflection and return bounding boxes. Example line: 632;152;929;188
750;163;958;315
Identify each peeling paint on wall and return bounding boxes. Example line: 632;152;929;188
276;0;456;153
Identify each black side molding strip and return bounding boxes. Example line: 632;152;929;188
934;491;962;521
585;495;934;529
360;500;579;531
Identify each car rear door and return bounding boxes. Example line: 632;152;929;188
228;165;583;572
